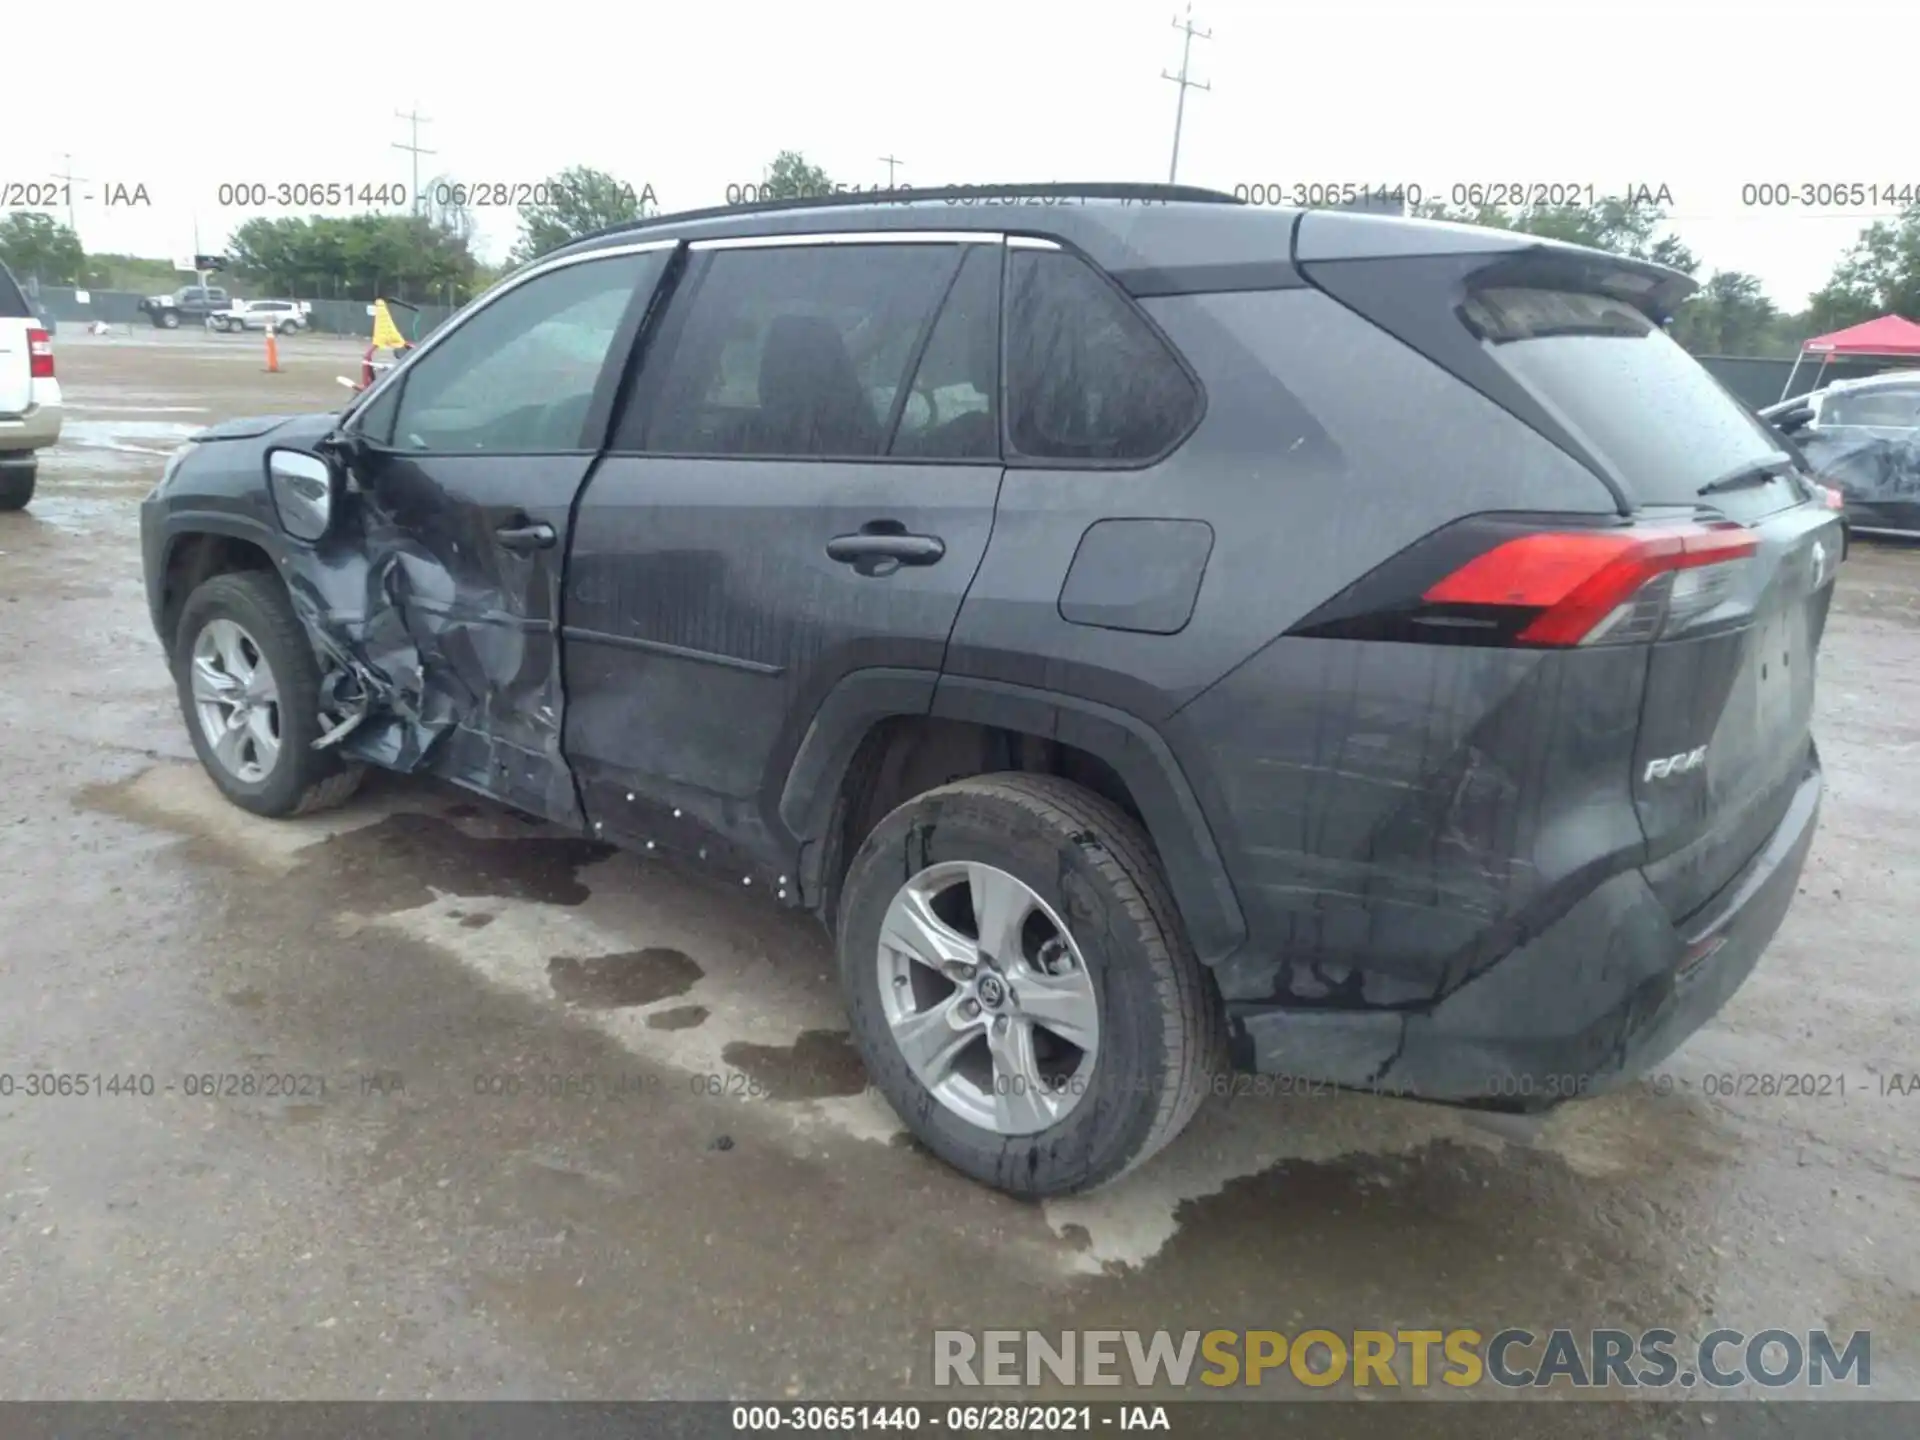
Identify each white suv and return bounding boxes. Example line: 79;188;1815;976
0;261;60;511
209;299;311;334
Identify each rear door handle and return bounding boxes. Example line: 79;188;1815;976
496;521;556;552
825;532;945;566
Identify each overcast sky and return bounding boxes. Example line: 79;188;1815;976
10;0;1916;308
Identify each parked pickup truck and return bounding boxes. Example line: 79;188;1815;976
209;299;311;335
139;285;230;329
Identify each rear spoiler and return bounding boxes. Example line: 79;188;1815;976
1294;211;1698;323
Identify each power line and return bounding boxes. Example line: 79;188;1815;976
393;107;436;214
879;154;905;187
1161;6;1211;184
52;152;86;237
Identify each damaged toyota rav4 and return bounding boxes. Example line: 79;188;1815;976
141;185;1841;1198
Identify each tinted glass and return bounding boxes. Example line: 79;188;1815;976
889;246;1000;460
389;250;662;454
1004;249;1200;462
0;263;29;318
1820;385;1920;428
633;244;961;458
1461;286;1794;515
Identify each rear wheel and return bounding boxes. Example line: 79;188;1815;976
0;461;35;511
172;571;365;817
836;773;1224;1197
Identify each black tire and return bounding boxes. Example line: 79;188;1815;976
0;463;34;511
160;311;180;329
277;321;296;335
172;571;366;818
836;773;1225;1197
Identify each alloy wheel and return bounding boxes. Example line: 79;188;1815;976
190;618;282;784
876;860;1100;1135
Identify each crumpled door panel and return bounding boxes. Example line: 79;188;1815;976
279;477;582;827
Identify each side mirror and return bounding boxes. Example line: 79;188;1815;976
266;448;339;542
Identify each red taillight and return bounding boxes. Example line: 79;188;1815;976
27;328;54;379
1818;484;1845;511
1423;525;1758;646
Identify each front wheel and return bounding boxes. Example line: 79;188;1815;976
836;773;1224;1197
172;571;365;817
159;311;180;329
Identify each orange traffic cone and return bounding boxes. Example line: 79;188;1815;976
264;326;280;374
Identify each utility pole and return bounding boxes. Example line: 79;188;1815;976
879;154;904;187
53;152;86;237
1161;6;1211;184
393;107;435;214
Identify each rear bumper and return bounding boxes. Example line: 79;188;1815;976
0;382;63;453
1232;747;1823;1106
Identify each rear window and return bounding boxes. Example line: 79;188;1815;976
1460;286;1792;511
1819;385;1920;429
0;263;30;319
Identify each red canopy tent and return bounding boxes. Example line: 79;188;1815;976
1779;314;1920;399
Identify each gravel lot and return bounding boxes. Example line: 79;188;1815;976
2;331;1916;1418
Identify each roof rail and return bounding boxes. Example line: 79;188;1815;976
577;181;1245;246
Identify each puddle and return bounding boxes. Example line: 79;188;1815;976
720;1029;869;1100
306;811;615;910
65;405;210;414
60;420;203;458
547;947;703;1008
647;1005;710;1032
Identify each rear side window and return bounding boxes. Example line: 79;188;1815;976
630;244;962;458
0;264;29;319
1461;287;1793;515
1004;249;1200;463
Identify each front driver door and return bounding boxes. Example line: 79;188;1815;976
344;242;671;823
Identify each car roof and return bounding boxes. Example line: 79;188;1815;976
539;182;1689;302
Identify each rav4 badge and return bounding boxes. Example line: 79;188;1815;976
1645;747;1708;781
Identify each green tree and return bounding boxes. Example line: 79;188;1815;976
1803;203;1920;335
512;166;654;262
1668;271;1787;355
759;150;835;201
0;211;85;285
224;213;478;302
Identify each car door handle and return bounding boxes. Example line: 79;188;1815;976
496;521;557;552
825;532;945;565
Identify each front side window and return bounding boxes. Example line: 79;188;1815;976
1004;249;1201;463
386;249;663;454
630;243;963;458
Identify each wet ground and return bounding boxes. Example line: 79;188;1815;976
2;333;1917;1413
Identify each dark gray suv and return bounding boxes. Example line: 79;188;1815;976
140;184;1840;1197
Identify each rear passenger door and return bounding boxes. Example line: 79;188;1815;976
564;235;1006;881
